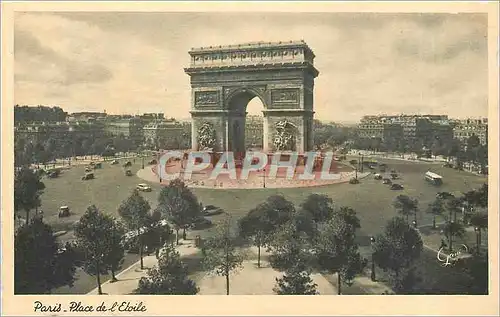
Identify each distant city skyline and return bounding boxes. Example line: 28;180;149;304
14;12;488;122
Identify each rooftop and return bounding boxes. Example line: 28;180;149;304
190;40;311;52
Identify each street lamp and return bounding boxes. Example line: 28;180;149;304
370;236;376;281
263;167;266;188
474;226;480;255
412;220;418;228
142;155;145;169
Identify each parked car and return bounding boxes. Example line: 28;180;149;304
124;161;132;167
148;159;157;165
82;172;94;180
48;171;60;178
136;183;152;192
203;205;217;212
85;167;93;173
382;178;392;185
203;205;223;216
110;159;119;165
191;217;212;230
374;174;383;180
390;184;404;190
125;169;133;176
390;173;399;180
58;206;70;218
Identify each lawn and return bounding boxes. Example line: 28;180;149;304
37;156;487;294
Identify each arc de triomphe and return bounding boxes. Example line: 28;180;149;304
184;40;319;153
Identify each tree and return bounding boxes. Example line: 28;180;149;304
267;220;315;272
238;195;298;268
273;267;318;295
299;193;334;224
315;206;365;295
238;209;267;268
201;216;244;295
156;179;201;243
14;166;45;222
74;205;115;295
373;217;423;294
393;195;419;223
104;220;126;282
118;189;152;270
469;211;487;249
143;211;174;259
427;198;445;229
256;194;295;231
136;244;199;295
458;252;488;295
15;218;77;294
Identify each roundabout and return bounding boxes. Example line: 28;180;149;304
137;154;369;189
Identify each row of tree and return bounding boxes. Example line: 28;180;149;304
234;194;422;295
15;176;206;295
14;105;68;124
14;133;140;168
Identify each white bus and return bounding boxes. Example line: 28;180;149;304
425;171;443;185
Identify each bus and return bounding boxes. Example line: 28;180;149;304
425;171;443;185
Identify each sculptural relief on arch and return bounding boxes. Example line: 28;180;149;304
184;40;319;153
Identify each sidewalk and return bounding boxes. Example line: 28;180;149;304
87;239;199;295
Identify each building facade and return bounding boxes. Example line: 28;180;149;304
143;119;185;150
357;114;453;147
245;115;264;149
14;121;106;144
453;118;488;145
104;117;144;143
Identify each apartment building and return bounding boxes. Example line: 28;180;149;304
453;118;488;145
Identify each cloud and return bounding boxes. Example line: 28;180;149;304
14;21;113;86
14;12;488;122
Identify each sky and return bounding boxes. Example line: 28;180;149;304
14;12;488;123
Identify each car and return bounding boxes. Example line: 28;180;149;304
148;159;157;165
48;171;60;178
203;205;223;216
85;167;93;173
125;170;133;176
94;162;102;169
390;184;404;190
124;161;132;167
82;172;94;180
374;174;383;180
89;161;95;166
136;183;152;192
191;217;212;230
58;206;70;218
390;173;399;180
110;159;119;165
443;162;453;168
382;178;392;185
203;205;217;212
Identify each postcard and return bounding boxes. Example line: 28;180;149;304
1;1;499;316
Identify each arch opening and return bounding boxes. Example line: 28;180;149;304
227;92;265;153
